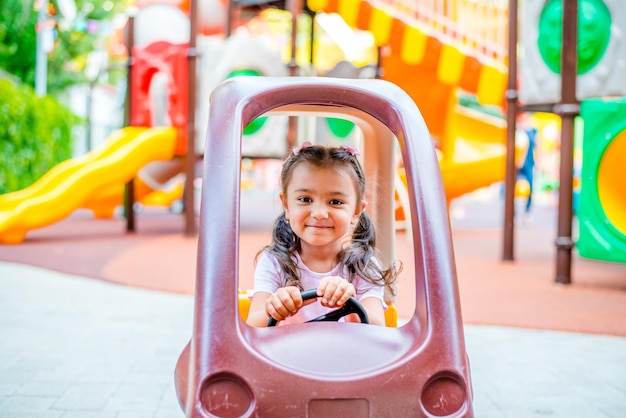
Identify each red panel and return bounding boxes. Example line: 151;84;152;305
130;41;189;155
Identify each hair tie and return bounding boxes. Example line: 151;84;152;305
293;141;313;155
339;145;360;156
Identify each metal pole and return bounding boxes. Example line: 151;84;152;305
35;0;49;96
286;0;302;151
554;0;579;284
226;0;234;36
375;47;383;79
502;0;518;261
308;8;315;66
124;14;136;233
287;0;301;77
86;80;94;152
184;0;198;236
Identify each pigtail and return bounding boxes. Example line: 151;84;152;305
339;212;399;296
258;213;303;290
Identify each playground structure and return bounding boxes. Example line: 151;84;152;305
520;0;626;105
512;0;626;272
306;0;512;204
1;0;625;271
175;75;474;418
0;0;514;243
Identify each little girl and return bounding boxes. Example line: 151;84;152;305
246;142;398;327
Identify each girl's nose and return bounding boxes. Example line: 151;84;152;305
311;204;328;219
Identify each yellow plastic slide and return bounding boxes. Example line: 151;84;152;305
82;168;184;219
438;102;510;203
0;126;177;244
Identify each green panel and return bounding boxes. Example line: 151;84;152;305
576;97;626;263
226;69;268;135
325;117;355;139
537;0;612;75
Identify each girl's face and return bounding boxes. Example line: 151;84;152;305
281;162;366;254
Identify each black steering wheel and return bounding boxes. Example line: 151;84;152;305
267;289;369;327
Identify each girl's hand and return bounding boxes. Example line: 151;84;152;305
317;276;355;308
265;286;304;322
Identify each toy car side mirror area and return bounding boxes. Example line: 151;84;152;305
175;77;474;417
266;289;369;326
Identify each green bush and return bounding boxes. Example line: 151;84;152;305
0;79;77;194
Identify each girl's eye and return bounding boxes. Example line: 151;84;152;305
329;199;344;206
297;196;312;203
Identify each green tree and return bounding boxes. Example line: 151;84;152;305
0;1;38;85
0;0;127;95
0;79;77;194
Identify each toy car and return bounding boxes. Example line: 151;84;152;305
175;76;473;417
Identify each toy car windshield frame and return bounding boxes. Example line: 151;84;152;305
176;76;473;417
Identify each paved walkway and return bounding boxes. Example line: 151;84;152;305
1;261;626;418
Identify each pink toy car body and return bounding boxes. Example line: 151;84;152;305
175;76;473;417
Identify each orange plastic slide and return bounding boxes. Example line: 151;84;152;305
384;47;506;204
0;127;177;244
307;0;510;204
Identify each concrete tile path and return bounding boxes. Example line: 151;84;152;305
1;261;625;417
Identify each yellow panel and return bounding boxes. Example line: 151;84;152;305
437;44;464;85
239;290;253;321
384;302;398;327
598;130;626;235
338;0;360;26
401;25;427;65
370;7;393;46
307;0;329;12
477;65;507;105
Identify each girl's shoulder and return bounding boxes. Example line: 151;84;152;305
256;250;281;270
258;250;300;272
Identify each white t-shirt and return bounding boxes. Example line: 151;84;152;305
253;251;385;325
